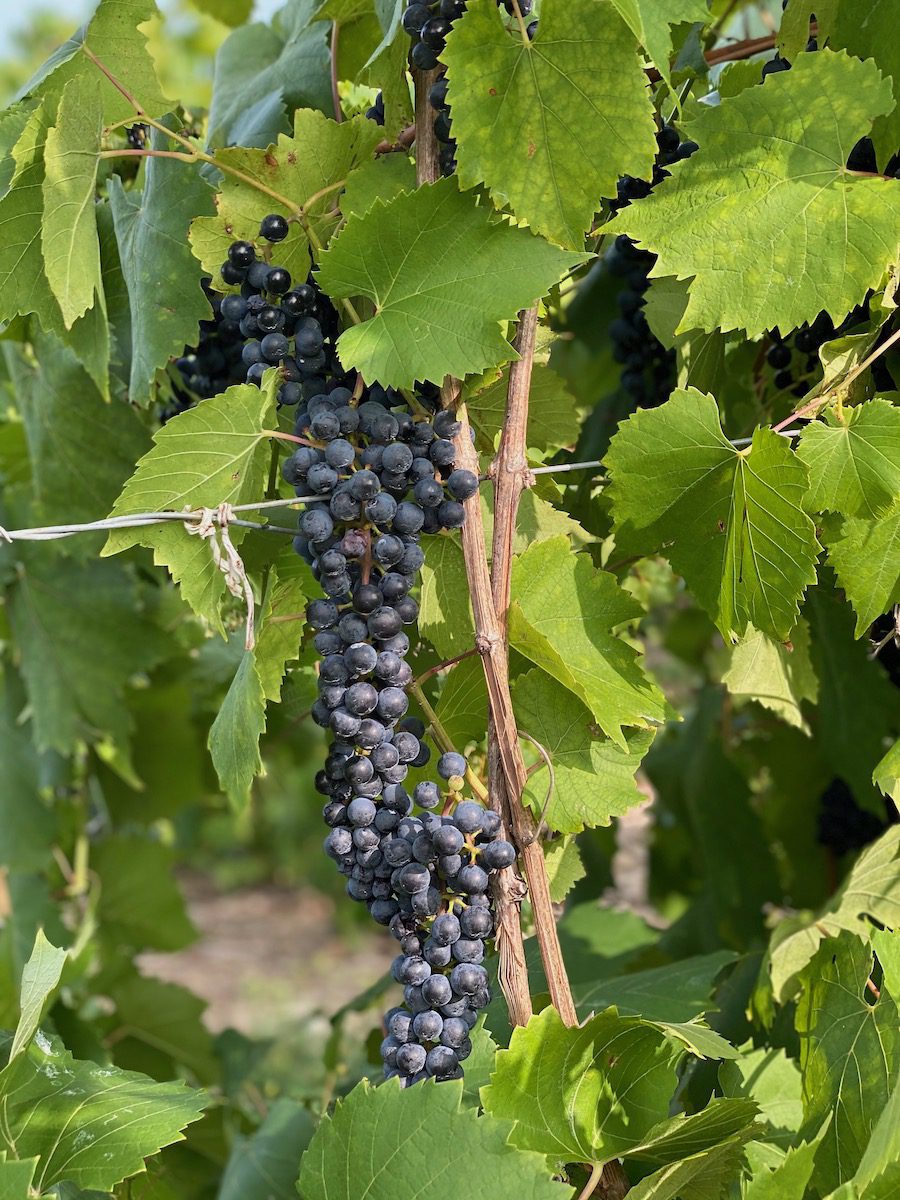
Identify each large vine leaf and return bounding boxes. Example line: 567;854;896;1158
625;1136;752;1200
191;110;381;283
442;0;657;248
608;0;711;87
297;1076;572;1200
0;1033;205;1194
109;121;217;407
508;536;668;747
6;556;168;756
764;826;900;1003
629;1098;760;1166
316;177;587;388
796;933;900;1194
605;389;820;642
15;0;171;124
797;399;900;519
103;377;278;631
4;333;151;527
219;1099;315;1200
512;668;654;833
481;1005;680;1165
778;0;900;165
824;504;900;635
613;51;900;338
41;77;102;329
207;0;331;148
0;101;109;394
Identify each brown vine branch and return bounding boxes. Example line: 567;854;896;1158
489;305;578;1030
414;68;533;1029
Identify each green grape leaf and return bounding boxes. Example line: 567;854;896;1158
873;740;900;810
797;400;900;519
544;837;586;903
608;0;711;87
722;620;818;734
0;102;110;394
481;1005;680;1164
41;77;102;329
6;556;168;755
625;1136;751;1200
0;1158;37;1200
572;951;737;1049
797;933;900;1193
459;1018;500;1109
848;1064;900;1193
189;0;252;25
108;123;217;407
93;835;197;952
823;504;900;636
806;585;900;804
738;1129;825;1200
442;0;656;247
297;1076;572;1200
255;557;314;702
103;377;277;632
103;972;217;1083
719;1047;804;1147
207;1;331;148
341;152;416;220
779;0;900;166
317;177;587;388
420;532;474;658
0;669;56;872
512;668;654;833
434;655;488;751
10;930;66;1063
4;333;150;526
630;1098;760;1165
191;110;381;283
16;0;170;124
508;536;669;747
219;1099;315;1200
466;363;581;454
765;826;900;1003
606;389;820;641
209;649;267;807
613;51;900;338
0;1033;205;1194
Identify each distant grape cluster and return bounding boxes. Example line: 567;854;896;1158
606;126;698;409
402;0;537;177
206;216;513;1085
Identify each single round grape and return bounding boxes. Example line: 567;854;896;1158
396;1041;427;1075
425;1045;458;1077
431;913;461;946
412;1010;443;1042
482;840;516;870
266;267;292;294
438;751;467;780
228;240;256;269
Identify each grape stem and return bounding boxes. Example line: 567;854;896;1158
414;647;479;686
407;678;490;804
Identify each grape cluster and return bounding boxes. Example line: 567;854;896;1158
216;213;342;405
817;777;887;856
605;126;697;409
214;244;512;1083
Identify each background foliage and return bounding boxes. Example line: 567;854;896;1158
0;0;898;1197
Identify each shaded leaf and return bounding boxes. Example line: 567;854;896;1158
108;121;217;406
208;649;267;807
509;536;667;748
719;1047;803;1148
465;363;581;454
625;1135;751;1199
512;668;654;834
608;0;711;87
824;503;900;635
219;1098;314;1200
481;1005;680;1164
93;836;197;952
796;933;900;1193
9;930;66;1062
722;620;818;734
606;389;820;641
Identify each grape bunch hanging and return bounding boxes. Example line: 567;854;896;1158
207;215;517;1086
